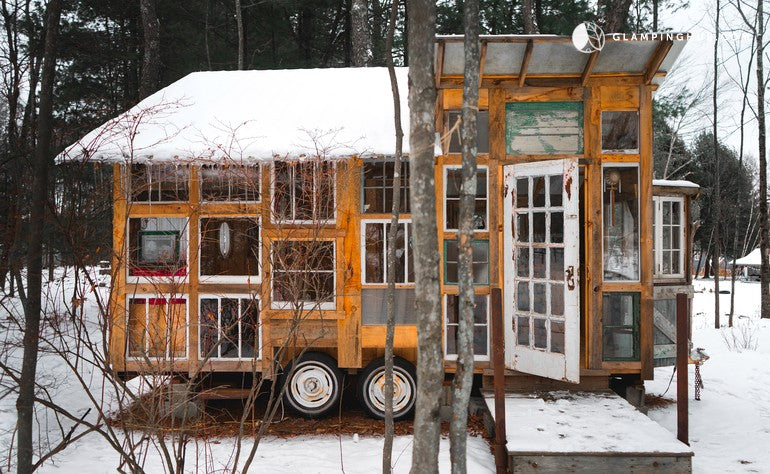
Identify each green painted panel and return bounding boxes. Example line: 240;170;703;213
506;101;584;155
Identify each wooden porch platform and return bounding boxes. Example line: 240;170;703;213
483;391;693;473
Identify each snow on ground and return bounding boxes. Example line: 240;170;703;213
646;278;770;473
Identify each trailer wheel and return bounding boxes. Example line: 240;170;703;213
281;352;343;418
358;357;416;421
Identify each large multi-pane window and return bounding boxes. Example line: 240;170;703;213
362;160;410;213
273;161;335;222
128;217;188;278
130;164;189;202
362;220;413;284
444;240;490;285
271;240;335;309
199;296;259;359
200;217;260;282
603;166;639;281
653;196;685;278
200;164;260;202
127;296;187;359
444;294;489;360
444;166;488;231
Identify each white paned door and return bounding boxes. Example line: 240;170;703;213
503;159;580;383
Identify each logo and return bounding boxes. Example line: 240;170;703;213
572;21;605;53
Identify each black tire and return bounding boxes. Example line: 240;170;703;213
357;356;417;421
280;352;343;418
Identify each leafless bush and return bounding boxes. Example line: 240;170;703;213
720;318;759;352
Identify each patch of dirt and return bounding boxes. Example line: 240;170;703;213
644;394;676;409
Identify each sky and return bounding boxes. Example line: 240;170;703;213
657;0;764;165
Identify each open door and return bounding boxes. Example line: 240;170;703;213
503;159;580;383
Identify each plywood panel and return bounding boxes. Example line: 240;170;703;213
600;86;640;109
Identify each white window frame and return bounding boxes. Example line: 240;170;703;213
443;293;490;362
360;219;414;285
270;161;337;224
128;163;190;203
601;163;641;283
653;196;685;279
198;216;261;284
198;294;262;360
126;217;190;284
199;163;261;203
360;159;410;214
270;239;336;310
443;165;489;232
125;294;189;360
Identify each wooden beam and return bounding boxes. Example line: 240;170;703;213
644;41;673;84
435;41;446;88
581;51;600;86
676;293;689;445
518;40;533;87
479;40;488;79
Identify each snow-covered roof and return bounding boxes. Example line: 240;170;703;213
58;67;412;163
736;248;762;267
652;179;700;188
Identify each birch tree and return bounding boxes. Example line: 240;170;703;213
449;0;479;472
406;1;441;472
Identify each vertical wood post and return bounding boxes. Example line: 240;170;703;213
676;292;689;445
491;287;508;473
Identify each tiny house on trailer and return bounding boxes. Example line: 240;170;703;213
61;34;693;424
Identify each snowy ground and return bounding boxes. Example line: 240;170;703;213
645;278;769;473
0;271;767;473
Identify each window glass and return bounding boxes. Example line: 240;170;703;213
199;296;259;359
603;167;639;281
363;221;413;284
362;161;410;213
273;161;335;222
130;164;189;202
444;240;489;285
200;164;260;201
127;297;187;358
602;292;639;361
128;217;187;277
447;110;490;154
653;197;684;277
445;167;488;230
272;241;335;307
445;294;489;358
602;111;639;152
361;288;417;325
200;218;260;279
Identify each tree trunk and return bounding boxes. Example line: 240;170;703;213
139;0;160;99
449;1;479;473
712;0;721;329
383;0;402;471
522;0;537;34
16;0;62;471
598;0;632;32
407;1;440;473
757;0;770;319
235;0;245;69
351;0;370;66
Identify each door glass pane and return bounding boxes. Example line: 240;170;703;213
533;248;546;278
533;282;546;314
533;318;547;349
517;316;530;345
551;321;565;354
516;178;529;207
549;175;562;207
550;212;564;243
550;248;564;281
532;212;546;242
533;177;546;207
517;282;530;311
517;213;529;242
551;284;564;316
517;247;530;277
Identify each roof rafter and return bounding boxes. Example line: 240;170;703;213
518;40;534;87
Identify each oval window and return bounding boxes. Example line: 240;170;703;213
219;221;231;257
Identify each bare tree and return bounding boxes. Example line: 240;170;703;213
235;0;245;70
712;0;722;328
522;0;538;34
16;0;62;471
352;0;370;67
598;0;633;32
449;1;479;473
139;0;161;99
407;1;441;473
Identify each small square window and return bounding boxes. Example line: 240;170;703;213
362;221;413;284
446;110;490;154
362;161;410;213
602;111;639;152
128;217;188;278
444;240;489;285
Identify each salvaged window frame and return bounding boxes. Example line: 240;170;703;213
443;239;490;285
199;216;261;284
126;295;188;360
361;159;411;214
443;165;489;231
653;196;685;279
360;219;414;285
200;163;261;202
601;111;640;154
271;160;336;224
127;217;189;281
270;240;336;310
505;101;584;155
602;164;640;282
444;109;490;154
198;295;261;360
602;292;640;361
444;293;490;361
129;163;190;202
